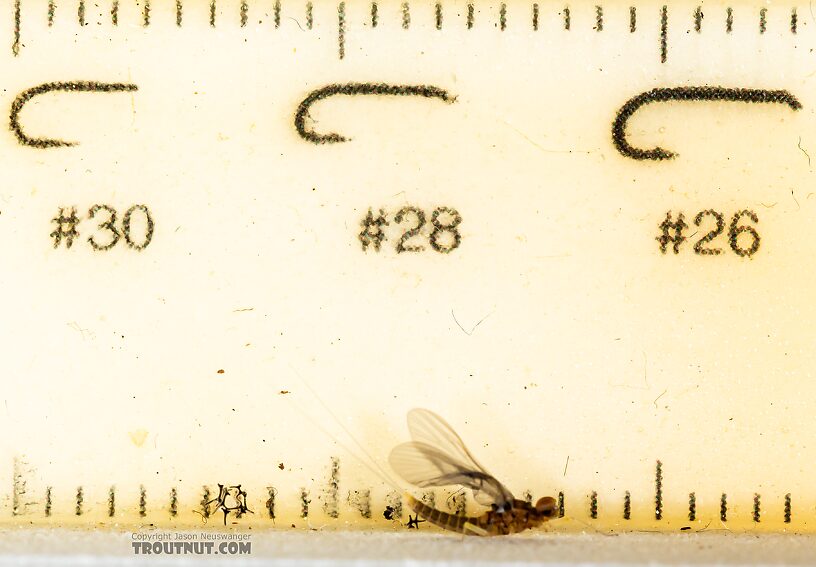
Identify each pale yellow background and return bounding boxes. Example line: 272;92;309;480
0;0;813;532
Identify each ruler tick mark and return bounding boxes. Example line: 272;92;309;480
402;2;410;29
720;493;727;522
266;486;277;520
370;2;377;27
78;0;85;26
759;7;766;34
500;3;506;30
385;490;403;519
323;457;340;518
274;0;281;28
752;493;760;523
176;0;182;26
338;2;345;60
595;5;602;31
791;7;798;34
306;2;313;30
111;0;118;25
694;6;702;32
532;3;538;30
784;493;792;523
726;7;732;33
12;0;20;56
139;485;147;517
688;492;696;521
75;486;83;516
630;6;636;32
467;3;473;29
563;6;570;30
435;2;442;30
660;5;668;63
422;490;435;509
348;489;372;518
300;488;310;518
108;486;116;517
48;0;55;26
623;491;631;520
169;487;178;517
590;491;598;519
44;487;52;517
447;487;466;516
240;0;248;27
654;460;663;520
12;456;24;516
200;486;211;519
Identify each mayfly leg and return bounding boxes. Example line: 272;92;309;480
463;522;489;536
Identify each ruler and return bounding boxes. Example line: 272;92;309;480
1;0;814;535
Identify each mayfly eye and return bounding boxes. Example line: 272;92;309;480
535;496;557;515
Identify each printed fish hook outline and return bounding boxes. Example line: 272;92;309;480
612;86;802;160
294;83;456;144
10;81;139;148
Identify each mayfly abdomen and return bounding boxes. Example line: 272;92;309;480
405;494;482;536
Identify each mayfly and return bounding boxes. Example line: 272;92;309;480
388;408;559;536
292;376;559;536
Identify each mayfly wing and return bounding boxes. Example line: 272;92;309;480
388;409;515;509
406;408;486;470
389;441;513;508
